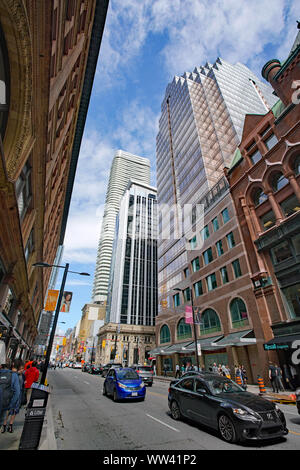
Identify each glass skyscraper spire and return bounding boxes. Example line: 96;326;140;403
92;150;150;303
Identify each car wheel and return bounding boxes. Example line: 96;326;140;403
218;414;238;443
170;400;181;420
113;389;118;402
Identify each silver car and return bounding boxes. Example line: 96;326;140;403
131;365;153;386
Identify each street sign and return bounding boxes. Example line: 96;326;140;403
197;343;201;356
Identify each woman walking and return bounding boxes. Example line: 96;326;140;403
1;359;24;433
24;360;39;406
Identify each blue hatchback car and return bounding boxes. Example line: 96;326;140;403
103;367;146;401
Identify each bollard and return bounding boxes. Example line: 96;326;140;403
257;375;266;394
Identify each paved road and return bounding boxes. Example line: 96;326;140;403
48;368;300;451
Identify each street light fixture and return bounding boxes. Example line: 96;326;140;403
33;261;90;384
174;286;200;371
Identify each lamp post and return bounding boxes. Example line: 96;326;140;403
174;286;200;371
33;262;90;384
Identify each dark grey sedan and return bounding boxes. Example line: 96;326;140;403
168;373;288;443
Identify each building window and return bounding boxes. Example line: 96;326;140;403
160;324;171;344
253;188;268;207
292;233;300;255
206;273;217;291
203;247;213;265
271;172;289;192
230;298;249;328
189;235;197;249
271;240;293;264
221;208;230;224
15;160;32;220
212;217;219;232
191;257;200;272
173;293;180;307
220;266;229;284
183;287;191;302
24;229;35;262
232;259;242;278
226;231;236;248
216;240;224;256
194;280;203;297
201;225;210;241
184;267;190;278
264;133;278;151
250;149;262;165
280;194;300;218
260;210;276;231
281;284;300;320
200;309;221;335
294;155;300;176
177;318;192;340
0;23;9;140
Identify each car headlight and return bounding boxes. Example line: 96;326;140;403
117;382;128;390
232;408;260;420
232;408;248;416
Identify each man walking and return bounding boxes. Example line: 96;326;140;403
269;362;279;393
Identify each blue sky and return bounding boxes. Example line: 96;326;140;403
55;0;298;334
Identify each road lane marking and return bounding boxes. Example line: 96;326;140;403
146;413;180;433
147;390;166;398
288;430;300;436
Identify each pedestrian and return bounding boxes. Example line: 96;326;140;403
175;364;180;378
153;364;156;376
235;365;244;386
225;365;231;379
275;364;285;392
163;364;168;377
24;360;40;406
268;362;279;393
0;362;20;433
1;359;24;433
212;362;218;374
241;365;247;385
181;364;185;375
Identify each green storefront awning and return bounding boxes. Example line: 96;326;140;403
211;330;256;348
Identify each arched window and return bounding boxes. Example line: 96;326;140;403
294;155;300;176
230;298;249;329
271;172;288;192
200;309;221;335
177;318;192;340
160;324;171;344
0;23;9;140
252;188;268;207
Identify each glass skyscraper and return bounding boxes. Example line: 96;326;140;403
92;150;150;303
156;57;278;314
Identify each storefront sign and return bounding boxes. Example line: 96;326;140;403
263;343;290;350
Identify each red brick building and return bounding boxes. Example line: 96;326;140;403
225;28;300;389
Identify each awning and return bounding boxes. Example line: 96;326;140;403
161;341;194;354
184;335;224;352
264;334;300;351
211;330;256;348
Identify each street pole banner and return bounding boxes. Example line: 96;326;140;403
194;307;203;325
60;291;73;312
185;305;193;324
44;290;59;311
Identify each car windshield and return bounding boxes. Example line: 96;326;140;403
207;378;245;395
116;369;140;380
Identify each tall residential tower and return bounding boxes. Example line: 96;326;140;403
92;150;150;303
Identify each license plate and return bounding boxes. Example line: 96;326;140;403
132;392;138;396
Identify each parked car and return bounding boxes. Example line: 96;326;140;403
82;363;91;373
130;365;153;386
72;362;82;369
103;367;146;401
89;364;102;375
101;362;122;377
296;388;300;414
168;373;288;443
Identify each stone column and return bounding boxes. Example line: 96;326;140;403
287;173;300;202
266;191;284;224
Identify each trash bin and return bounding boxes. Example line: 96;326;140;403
19;383;49;450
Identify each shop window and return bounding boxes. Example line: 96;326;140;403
226;231;236;248
2;287;15;319
177;318;192;340
281;284;300;320
216;240;224;256
264;133;278;151
294;155;300;176
203;247;213;265
212;217;219;232
280;194;300;218
271;240;293;264
230;298;249;329
253;188;268;207
191;257;200;272
271;172;289;192
220;266;229;284
260;210;276;231
206;273;217;291
250;149;262;165
201;308;221;335
221;208;230;224
194;280;203;297
232;259;242;278
173;293;180;307
162;358;173;372
160;325;171;344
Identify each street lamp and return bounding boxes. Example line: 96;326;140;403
174;286;200;371
33;262;90;384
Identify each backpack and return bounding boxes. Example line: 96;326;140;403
0;370;13;410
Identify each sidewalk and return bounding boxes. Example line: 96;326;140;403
0;388;57;451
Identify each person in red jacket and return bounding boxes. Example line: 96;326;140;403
24;361;39;405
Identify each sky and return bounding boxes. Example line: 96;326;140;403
54;0;298;334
